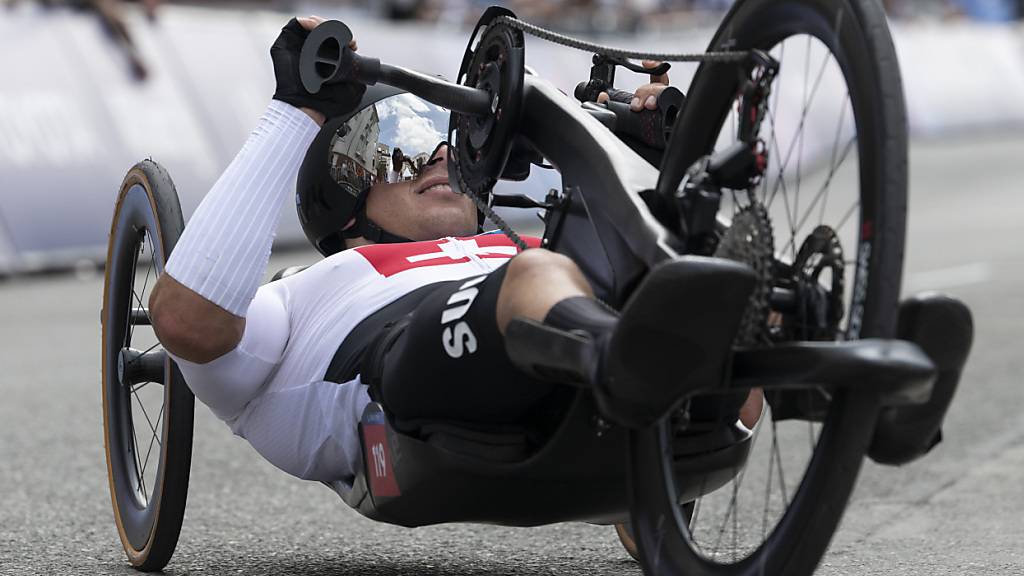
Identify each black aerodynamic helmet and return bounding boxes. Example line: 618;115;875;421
296;85;461;256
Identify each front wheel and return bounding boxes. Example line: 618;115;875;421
629;0;907;573
102;160;193;571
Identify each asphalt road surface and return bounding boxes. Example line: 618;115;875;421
2;133;1023;575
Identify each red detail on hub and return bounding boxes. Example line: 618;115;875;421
354;234;542;278
363;423;400;497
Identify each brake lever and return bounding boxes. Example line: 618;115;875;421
604;55;671;77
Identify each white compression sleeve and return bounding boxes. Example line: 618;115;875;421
165;100;320;317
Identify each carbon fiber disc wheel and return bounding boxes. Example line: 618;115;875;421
102;160;193;571
629;0;908;573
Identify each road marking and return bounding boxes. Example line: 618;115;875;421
905;261;992;292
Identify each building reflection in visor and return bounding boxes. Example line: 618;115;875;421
327;94;451;194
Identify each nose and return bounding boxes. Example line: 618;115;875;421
429;142;449;163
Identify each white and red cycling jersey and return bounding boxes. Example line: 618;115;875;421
173;232;540;484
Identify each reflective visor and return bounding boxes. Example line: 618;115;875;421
327;93;450;193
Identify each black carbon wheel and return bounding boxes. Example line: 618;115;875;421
629;0;908;573
102;160;193;571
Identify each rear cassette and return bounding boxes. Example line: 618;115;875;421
714;201;775;346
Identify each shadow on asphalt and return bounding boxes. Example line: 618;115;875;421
154;556;640;576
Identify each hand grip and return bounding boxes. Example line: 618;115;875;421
299;20;381;93
605;87;685;149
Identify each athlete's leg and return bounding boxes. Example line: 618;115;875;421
367;264;571;431
497;249;764;430
494;249;596;334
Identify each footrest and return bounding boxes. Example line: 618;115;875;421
602;256;756;427
868;293;974;465
731;338;936;406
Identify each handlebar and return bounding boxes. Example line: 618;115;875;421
300;19;683;152
575;81;685;150
299;20;493;116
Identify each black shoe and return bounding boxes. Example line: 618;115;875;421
595;256;756;428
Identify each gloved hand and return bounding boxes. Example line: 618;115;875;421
271;16;366;119
597;60;671;111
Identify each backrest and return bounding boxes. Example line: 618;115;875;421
269;265;309;282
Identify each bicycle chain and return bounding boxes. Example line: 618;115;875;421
491;16;749;64
465;183;530;251
461;16;752;250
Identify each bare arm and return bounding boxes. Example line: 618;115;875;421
149;104;324;363
148;15;346;360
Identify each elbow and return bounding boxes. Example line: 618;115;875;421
149;275;245;364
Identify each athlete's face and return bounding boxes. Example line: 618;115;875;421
362;144;478;241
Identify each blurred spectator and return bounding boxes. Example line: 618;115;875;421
951;0;1018;20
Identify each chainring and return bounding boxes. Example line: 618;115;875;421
448;18;525;201
714;201;775;347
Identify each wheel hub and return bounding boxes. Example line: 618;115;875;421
788;225;846;341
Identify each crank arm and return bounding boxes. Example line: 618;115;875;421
727;339;937;408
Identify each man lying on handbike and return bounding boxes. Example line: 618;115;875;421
148;16;763;484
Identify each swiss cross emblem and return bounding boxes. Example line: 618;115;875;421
355;234;541;277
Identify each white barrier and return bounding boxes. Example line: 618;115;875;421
0;5;1021;274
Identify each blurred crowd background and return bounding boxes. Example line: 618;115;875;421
6;0;1024;52
2;0;1023;275
5;0;1023;84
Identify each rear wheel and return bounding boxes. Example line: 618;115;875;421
628;0;907;573
102;160;193;571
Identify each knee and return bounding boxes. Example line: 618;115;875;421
506;248;579;282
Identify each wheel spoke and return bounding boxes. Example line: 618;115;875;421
760;43;785;205
123;240;142;349
793;35;814;244
778;134;857;256
140;402;164;481
704;413;765;560
711;475;741;559
132;388;160;439
762;418;776;541
771;420;789;507
125;390;148;501
774;162;798;260
819;93;852;226
137;233;156;324
765;47;833;209
833;200;860;235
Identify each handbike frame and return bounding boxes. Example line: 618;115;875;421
321;33;936;528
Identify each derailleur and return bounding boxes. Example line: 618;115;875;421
672;50;778;255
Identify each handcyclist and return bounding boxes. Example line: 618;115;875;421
148;15;762;483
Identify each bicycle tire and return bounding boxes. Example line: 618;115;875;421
102;160;194;571
629;0;907;573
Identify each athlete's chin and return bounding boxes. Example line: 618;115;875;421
415;212;478;240
410;199;477;238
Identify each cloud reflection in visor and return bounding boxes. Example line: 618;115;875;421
327;94;450;194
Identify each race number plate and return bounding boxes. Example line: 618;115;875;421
362;423;400;497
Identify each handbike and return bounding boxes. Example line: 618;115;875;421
101;2;973;574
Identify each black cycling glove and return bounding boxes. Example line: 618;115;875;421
270;18;366;119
